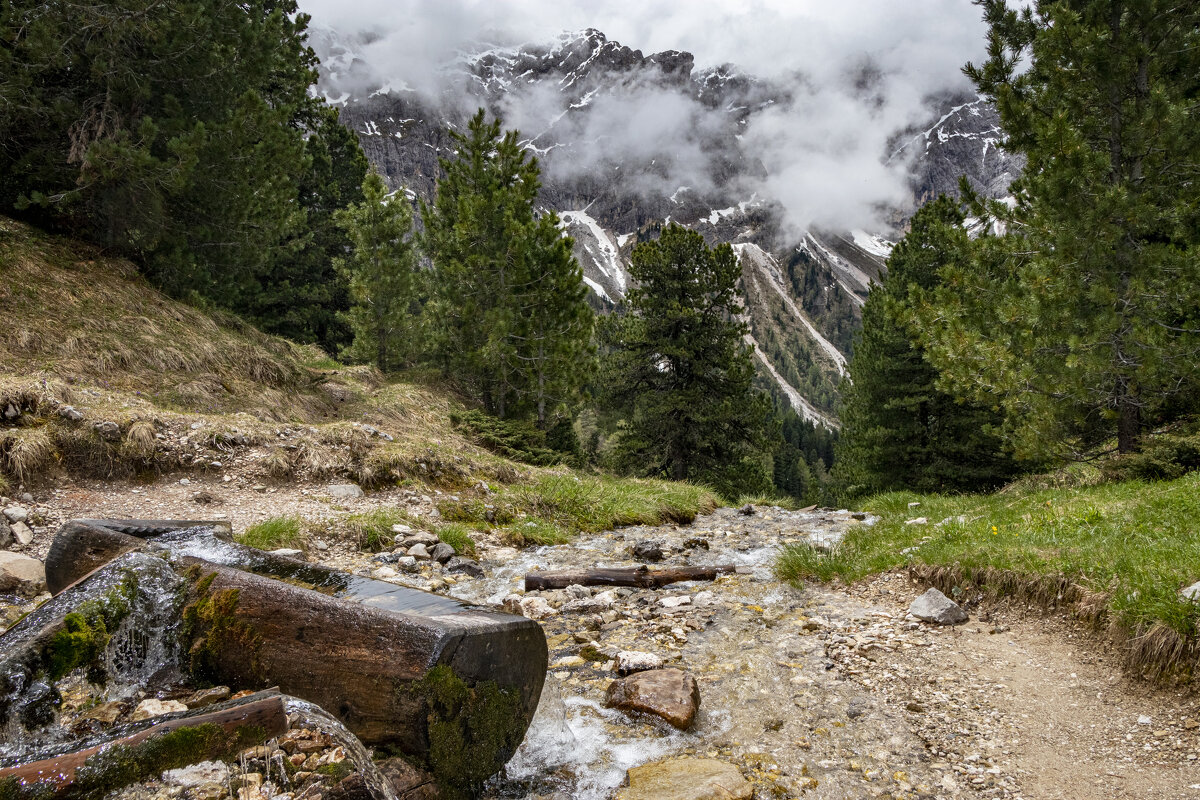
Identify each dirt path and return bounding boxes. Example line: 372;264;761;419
3;480;1199;798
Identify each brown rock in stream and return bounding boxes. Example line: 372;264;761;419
617;757;752;800
604;668;700;730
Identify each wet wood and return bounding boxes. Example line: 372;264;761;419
524;564;740;591
0;690;286;796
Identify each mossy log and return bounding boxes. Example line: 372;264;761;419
42;519;547;791
0;690;286;800
524;564;740;591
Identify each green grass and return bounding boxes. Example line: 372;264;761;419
777;472;1200;679
438;472;719;540
237;516;307;551
342;507;412;552
434;522;478;556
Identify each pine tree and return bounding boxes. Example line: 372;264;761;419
835;196;1018;498
602;224;774;495
914;0;1200;458
423;110;593;422
334;172;421;371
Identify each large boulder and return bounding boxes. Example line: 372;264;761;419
0;551;46;596
617;757;752;800
604;667;700;730
908;587;968;625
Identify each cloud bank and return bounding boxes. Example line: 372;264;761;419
299;0;988;233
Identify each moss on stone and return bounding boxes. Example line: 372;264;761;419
415;664;527;800
315;761;354;782
44;573;137;682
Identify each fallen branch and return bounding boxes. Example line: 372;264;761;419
524;564;741;591
0;690;286;798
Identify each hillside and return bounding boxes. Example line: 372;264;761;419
0;216;714;536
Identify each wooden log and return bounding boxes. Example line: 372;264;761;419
0;690;287;798
45;519;230;596
524;564;741;591
42;519;548;791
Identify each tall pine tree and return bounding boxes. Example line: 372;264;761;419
422;110;592;423
602;224;774;496
915;0;1200;458
335;171;421;372
835;196;1018;498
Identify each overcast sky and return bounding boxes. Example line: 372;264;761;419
297;0;992;232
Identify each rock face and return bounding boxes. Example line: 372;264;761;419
618;757;753;800
908;587;968;625
0;551;46;596
604;667;700;730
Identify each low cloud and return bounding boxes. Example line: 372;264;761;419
300;0;987;232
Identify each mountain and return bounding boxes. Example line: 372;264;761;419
309;28;1018;425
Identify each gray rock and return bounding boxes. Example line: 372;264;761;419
904;517;929;525
0;521;11;549
445;556;485;578
738;503;755;515
631;540;664;562
57;405;84;422
1181;581;1200;602
407;543;431;560
163;761;230;788
430;542;456;563
18;493;32;503
268;548;304;558
0;551;47;597
93;420;122;441
326;483;364;498
615;650;664;675
391;523;413;534
501;594;557;620
399;531;439;548
908;587;968;625
11;521;33;546
2;506;27;524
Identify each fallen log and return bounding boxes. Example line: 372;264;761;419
41;519;548;796
0;690;286;798
524;564;741;591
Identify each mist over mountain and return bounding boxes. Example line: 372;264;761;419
302;12;1019;424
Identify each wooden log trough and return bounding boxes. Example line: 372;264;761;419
22;518;549;795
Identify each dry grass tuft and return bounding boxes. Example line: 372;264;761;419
0;426;56;482
121;419;158;462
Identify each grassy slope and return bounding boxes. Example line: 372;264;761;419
779;469;1200;681
0;215;716;531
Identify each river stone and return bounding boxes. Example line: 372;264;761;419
131;698;187;721
408;543;431;560
631;540;664;562
1181;581;1200;602
615;650;664;675
399;531;439;548
164;760;231;788
429;542;456;563
604;668;700;730
502;594;557;620
0;551;46;596
326;483;364;498
617;757;752;800
444;556;484;579
909;587;968;624
11;521;33;546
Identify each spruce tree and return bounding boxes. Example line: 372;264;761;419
602;224;774;495
835;196;1018;498
914;0;1200;457
334;172;421;371
423;110;593;422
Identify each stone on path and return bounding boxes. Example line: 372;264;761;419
3;506;28;523
631;540;664;562
0;551;46;596
326;483;364;498
617;757;752;800
1181;580;1200;602
429;542;456;563
908;587;968;625
604;667;700;730
11;521;33;546
0;520;11;549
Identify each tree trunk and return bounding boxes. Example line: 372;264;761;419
525;564;740;591
1117;381;1141;454
0;691;287;798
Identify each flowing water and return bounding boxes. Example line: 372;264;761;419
426;506;950;799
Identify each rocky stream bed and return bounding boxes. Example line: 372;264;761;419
2;488;1199;799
